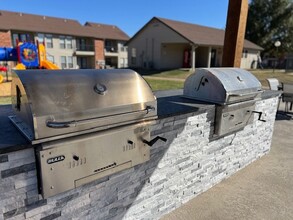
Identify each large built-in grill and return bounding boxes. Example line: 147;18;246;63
9;69;165;198
184;68;264;136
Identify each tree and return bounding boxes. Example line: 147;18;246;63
246;0;293;57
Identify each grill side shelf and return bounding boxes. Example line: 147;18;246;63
9;115;34;141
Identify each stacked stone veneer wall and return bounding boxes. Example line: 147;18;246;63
0;97;278;220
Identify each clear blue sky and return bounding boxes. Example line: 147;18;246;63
0;0;229;37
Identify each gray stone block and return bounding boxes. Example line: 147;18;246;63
55;192;80;208
0;155;8;163
1;163;36;179
40;211;61;220
3;207;26;220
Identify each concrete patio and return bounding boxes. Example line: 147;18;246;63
162;101;293;220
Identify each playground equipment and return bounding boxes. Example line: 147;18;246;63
0;66;7;83
0;41;59;83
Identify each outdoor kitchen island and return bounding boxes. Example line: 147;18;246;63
0;88;280;220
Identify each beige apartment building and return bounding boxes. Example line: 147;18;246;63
0;10;129;69
127;17;263;70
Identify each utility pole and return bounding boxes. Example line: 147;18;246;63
222;0;249;67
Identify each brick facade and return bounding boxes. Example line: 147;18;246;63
0;31;12;47
94;39;105;69
0;96;279;219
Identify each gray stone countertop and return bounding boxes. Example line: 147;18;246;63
261;89;282;99
0;105;31;154
0;89;281;154
155;89;215;118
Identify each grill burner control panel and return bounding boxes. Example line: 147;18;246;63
36;123;151;198
215;100;255;136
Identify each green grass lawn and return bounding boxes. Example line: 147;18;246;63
250;69;293;87
142;68;293;90
144;69;192;79
145;78;184;91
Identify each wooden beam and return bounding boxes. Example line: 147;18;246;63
222;0;248;67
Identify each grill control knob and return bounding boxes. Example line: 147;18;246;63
229;114;234;120
127;140;134;145
73;155;79;161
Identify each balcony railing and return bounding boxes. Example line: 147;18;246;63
76;44;94;51
105;46;118;53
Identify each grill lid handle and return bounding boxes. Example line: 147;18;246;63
46;121;76;128
229;90;263;97
46;105;156;129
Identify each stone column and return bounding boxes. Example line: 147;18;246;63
207;47;212;67
191;44;197;71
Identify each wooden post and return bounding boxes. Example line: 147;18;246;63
222;0;248;67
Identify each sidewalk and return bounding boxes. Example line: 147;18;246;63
162;102;293;220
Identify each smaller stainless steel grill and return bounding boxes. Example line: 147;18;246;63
184;68;263;136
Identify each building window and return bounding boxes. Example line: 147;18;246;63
46;35;53;48
19;34;28;42
120;58;128;68
61;56;67;69
131;57;136;65
105;40;117;52
67;56;73;68
120;46;128;52
131;48;136;65
12;33;30;46
78;38;86;50
38;33;45;44
12;34;19;47
66;37;73;49
59;36;65;49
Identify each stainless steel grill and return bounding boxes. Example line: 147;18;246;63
184;68;264;136
9;69;165;198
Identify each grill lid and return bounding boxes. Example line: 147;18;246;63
10;69;156;143
183;68;262;105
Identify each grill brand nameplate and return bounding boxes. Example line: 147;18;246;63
47;155;65;164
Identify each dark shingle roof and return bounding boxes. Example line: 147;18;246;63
129;17;263;50
0;10;93;37
0;10;129;41
85;22;129;41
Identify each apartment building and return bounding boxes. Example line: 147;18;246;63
0;10;129;69
127;17;263;70
85;22;129;69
